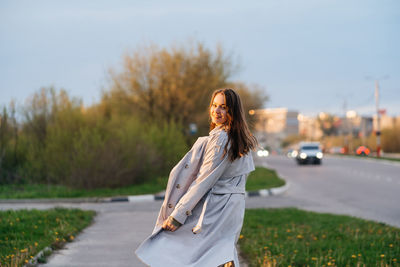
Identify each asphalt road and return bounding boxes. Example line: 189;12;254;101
249;155;400;228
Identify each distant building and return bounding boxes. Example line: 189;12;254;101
373;114;400;131
359;117;374;137
333;111;374;138
298;114;323;140
250;108;298;151
251;107;398;150
330;112;400;138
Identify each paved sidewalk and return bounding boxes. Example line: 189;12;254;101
44;202;158;267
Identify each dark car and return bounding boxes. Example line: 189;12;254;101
295;142;323;165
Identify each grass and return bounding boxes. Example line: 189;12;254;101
0;207;96;267
246;167;286;192
0;167;284;199
333;154;400;162
239;208;400;267
365;156;400;162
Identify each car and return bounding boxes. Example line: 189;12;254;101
329;146;345;154
356;146;370;156
286;149;297;158
257;149;269;157
295;142;323;165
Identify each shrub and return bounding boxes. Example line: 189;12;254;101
43;113;187;189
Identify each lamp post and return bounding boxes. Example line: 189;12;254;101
366;75;388;157
375;81;381;157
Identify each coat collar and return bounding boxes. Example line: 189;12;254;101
209;125;227;136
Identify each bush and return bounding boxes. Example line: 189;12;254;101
45;114;187;189
0;104;25;184
3;87;189;190
43;113;188;189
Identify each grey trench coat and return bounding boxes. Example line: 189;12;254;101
135;126;255;267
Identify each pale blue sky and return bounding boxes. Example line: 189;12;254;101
1;0;399;116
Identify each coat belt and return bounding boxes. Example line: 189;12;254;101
191;185;245;234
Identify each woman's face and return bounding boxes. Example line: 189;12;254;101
210;93;228;126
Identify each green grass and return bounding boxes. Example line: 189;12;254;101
0;208;96;266
239;208;400;267
367;156;400;162
333;154;400;162
246;167;285;191
0;178;167;199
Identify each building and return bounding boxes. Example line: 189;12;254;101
373;114;400;131
298;114;323;140
251;107;399;151
250;108;299;151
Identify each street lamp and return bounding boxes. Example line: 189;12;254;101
366;75;389;157
375;81;381;157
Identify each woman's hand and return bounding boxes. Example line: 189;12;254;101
162;216;181;232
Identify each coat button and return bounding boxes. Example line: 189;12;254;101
168;203;173;208
185;210;190;216
176;184;180;189
184;164;189;169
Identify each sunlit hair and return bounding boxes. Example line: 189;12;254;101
209;88;258;161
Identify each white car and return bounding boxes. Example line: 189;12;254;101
257;149;269;157
295;142;323;165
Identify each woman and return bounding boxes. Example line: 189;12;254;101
135;88;257;267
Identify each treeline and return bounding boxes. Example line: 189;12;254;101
0;42;267;189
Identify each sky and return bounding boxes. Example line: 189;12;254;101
1;0;399;117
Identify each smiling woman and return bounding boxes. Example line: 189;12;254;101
210;93;228;126
135;88;257;267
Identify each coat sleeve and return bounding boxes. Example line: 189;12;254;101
170;131;230;224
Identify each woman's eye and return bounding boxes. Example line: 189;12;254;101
212;104;226;110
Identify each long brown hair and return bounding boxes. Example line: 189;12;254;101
209;88;257;161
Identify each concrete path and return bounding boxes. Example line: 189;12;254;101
41;206;153;266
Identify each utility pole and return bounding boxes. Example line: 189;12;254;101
375;80;381;157
343;99;349;154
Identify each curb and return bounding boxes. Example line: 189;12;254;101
245;182;290;198
107;194;165;203
24;246;52;267
0;197;105;204
0;184;290;204
108;182;290;203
